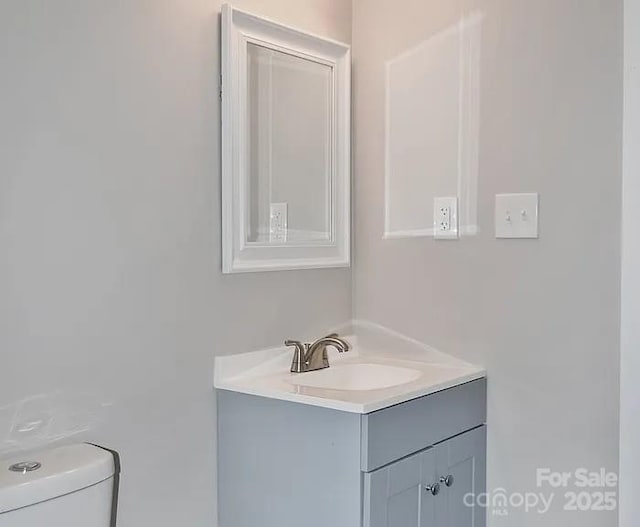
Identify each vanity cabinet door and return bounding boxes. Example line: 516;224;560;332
435;426;487;527
363;448;437;527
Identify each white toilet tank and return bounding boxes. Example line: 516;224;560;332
0;443;117;527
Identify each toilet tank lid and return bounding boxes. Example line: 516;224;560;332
0;443;115;514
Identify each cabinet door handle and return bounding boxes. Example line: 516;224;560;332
425;483;441;496
439;475;454;487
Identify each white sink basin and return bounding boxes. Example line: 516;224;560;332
215;326;486;413
287;363;422;391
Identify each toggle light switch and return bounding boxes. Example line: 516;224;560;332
495;193;539;239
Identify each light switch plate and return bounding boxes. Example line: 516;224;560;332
433;197;458;240
495;193;539;239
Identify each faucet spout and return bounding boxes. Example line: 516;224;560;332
306;334;350;356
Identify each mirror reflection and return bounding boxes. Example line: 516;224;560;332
246;43;333;245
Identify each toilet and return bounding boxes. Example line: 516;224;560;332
0;443;118;526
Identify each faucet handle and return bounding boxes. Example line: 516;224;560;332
284;339;305;350
285;340;306;373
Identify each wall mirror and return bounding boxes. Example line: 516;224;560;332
221;4;351;273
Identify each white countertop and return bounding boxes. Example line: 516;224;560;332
214;321;486;414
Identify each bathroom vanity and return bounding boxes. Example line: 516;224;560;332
215;325;487;527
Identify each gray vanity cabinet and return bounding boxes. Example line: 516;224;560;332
217;378;486;527
363;426;486;527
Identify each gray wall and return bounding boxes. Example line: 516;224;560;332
620;0;640;524
352;0;622;525
0;1;351;525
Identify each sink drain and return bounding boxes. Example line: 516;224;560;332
9;461;42;474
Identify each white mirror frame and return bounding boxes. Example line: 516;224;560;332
221;4;351;273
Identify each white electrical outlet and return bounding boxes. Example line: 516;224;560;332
270;203;288;242
433;197;458;240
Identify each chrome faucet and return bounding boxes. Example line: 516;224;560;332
285;333;350;373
